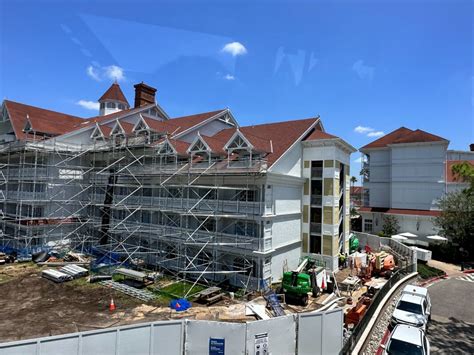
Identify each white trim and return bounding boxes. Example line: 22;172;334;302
156;137;178;155
132;114;151;133
269;118;320;169
224;129;254;150
110;120;126;137
90;123;105;140
174;109;238;139
186;132;211;154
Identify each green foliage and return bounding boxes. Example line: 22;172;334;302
382;215;399;237
435;189;474;258
160;281;207;299
417;263;445;279
350;176;358;184
452;161;474;191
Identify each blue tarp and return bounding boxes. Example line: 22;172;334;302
169;298;191;312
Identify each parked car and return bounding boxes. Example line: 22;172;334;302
381;324;430;355
390;285;431;330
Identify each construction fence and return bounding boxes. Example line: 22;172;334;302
0;308;343;355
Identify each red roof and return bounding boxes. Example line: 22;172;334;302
350;186;363;195
170;109;226;135
4;100;85;140
303;128;338;141
98;83;129;105
446;160;474;183
201;135;227;155
212;118;318;166
358;207;441;217
361;127;447;150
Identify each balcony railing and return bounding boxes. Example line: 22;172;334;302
310;195;322;205
310;222;322;234
311;167;323;178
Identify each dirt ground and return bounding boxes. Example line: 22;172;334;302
0;263;338;343
0;263;256;343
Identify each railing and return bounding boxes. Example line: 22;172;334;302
340;264;416;354
310;222;321;234
310;195;322;205
311;167;323;178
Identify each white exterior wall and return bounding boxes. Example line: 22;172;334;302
269;144;303;177
270;217;301;248
365;149;391;208
390;143;447;210
270;245;301;282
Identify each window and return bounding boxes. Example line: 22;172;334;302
364;219;373;232
118;103;125;110
106;102;116;109
309;235;321;254
100;103;105;109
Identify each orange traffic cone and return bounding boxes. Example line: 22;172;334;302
109;298;116;311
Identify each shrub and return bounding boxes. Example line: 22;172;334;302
417;263;445;279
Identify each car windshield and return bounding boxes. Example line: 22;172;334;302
397;301;423;314
388;339;423;355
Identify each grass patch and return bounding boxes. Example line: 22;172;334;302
417;263;445;279
159;281;207;299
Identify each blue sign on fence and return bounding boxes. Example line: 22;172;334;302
209;337;225;355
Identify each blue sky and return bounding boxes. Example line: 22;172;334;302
0;0;472;180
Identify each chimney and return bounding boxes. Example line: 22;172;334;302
134;82;157;108
470;143;474;152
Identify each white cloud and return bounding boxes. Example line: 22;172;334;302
354;125;385;138
367;131;385;137
221;42;247;56
353;156;363;163
354;125;374;134
224;74;235;80
76;100;100;111
86;64;126;82
104;65;125;81
86;65;101;81
352;60;375;81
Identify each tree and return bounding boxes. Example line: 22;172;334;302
350;176;358;187
435;189;474;258
382;215;399;237
451;161;474;192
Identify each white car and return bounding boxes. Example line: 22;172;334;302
390;285;431;330
381;324;430;355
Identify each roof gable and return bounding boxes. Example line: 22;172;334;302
4;100;85;140
361;127;447;150
98;83;129;105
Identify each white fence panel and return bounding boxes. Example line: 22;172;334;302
298;308;343;355
245;315;296;355
82;331;117;355
185;320;246;355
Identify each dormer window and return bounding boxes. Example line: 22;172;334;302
23;118;33;133
106;102;116;109
90;125;105;141
110;120;126;145
224;130;255;167
187;134;212;166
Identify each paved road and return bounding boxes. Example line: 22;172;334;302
427;277;474;354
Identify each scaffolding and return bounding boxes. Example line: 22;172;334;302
0;133;270;290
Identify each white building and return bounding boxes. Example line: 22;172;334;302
358;127;473;243
0;82;354;288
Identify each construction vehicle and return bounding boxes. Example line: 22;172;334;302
281;257;327;306
358;251;396;281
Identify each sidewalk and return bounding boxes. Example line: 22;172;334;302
427;259;462;276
